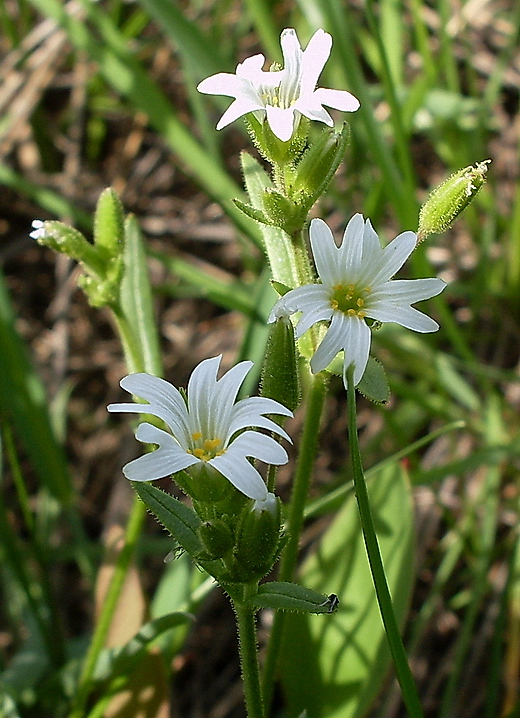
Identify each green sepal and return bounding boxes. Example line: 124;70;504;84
247;582;339;614
291;123;350;207
245;113;308;166
261;316;300;412
417;160;490;241
131;482;203;557
197;519;234;560
271;280;293;297
233;198;273;226
356;357;390;404
262;188;306;235
94;187;125;258
230;496;282;582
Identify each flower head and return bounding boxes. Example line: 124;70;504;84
107;356;292;501
269;216;446;387
197;28;359;142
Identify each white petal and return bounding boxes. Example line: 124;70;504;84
337;213;366;279
122;423;198;481
197;72;247;97
230;430;289;466
229;396;293;442
265;105;296;141
370;278;446;304
313;87;360;111
212;360;254;435
209;453;267;500
310;311;349;373
187;356;221;435
279;29;303;106
367;304;440;332
300;29;332;94
216;98;264;129
342;316;371;387
309;218;340;285
296;100;334;126
368;231;417;286
294;302;333;338
110;373;190;445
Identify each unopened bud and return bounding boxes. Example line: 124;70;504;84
232;493;282;582
262;315;300;413
94;188;125;258
30;220;104;276
291;123;349;206
197;519;234;559
417;160;490;242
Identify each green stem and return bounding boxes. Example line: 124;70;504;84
111;306;145;374
262;371;328;709
69;497;146;718
346;365;424;718
234;600;265;718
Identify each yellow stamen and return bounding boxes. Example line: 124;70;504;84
192;431;202;440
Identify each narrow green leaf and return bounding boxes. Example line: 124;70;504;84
119;216;162;376
132;483;203;558
249;582;337;614
280;463;415;718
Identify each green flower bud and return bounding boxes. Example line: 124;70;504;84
197;519;234;559
31;220;104;276
261;315;300;413
232;493;282;582
94;187;125;258
417;160;490;242
291;123;350;206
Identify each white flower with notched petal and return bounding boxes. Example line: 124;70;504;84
197;28;359;142
107;356;292;501
269;215;446;388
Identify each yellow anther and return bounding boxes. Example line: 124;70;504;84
347;308;356;316
331;299;339;309
191;431;202;441
356;298;365;307
193;448;206;459
204;438;221;451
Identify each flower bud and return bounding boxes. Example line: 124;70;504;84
197;519;234;559
261;315;300;413
94;187;125;258
232;493;282;582
31;220;104;275
417;160;490;242
291;123;350;206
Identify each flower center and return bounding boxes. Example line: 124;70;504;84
188;432;225;461
329;284;371;319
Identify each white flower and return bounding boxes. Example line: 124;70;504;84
197;28;359;142
107;356;292;501
269;215;446;387
30;220;46;240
